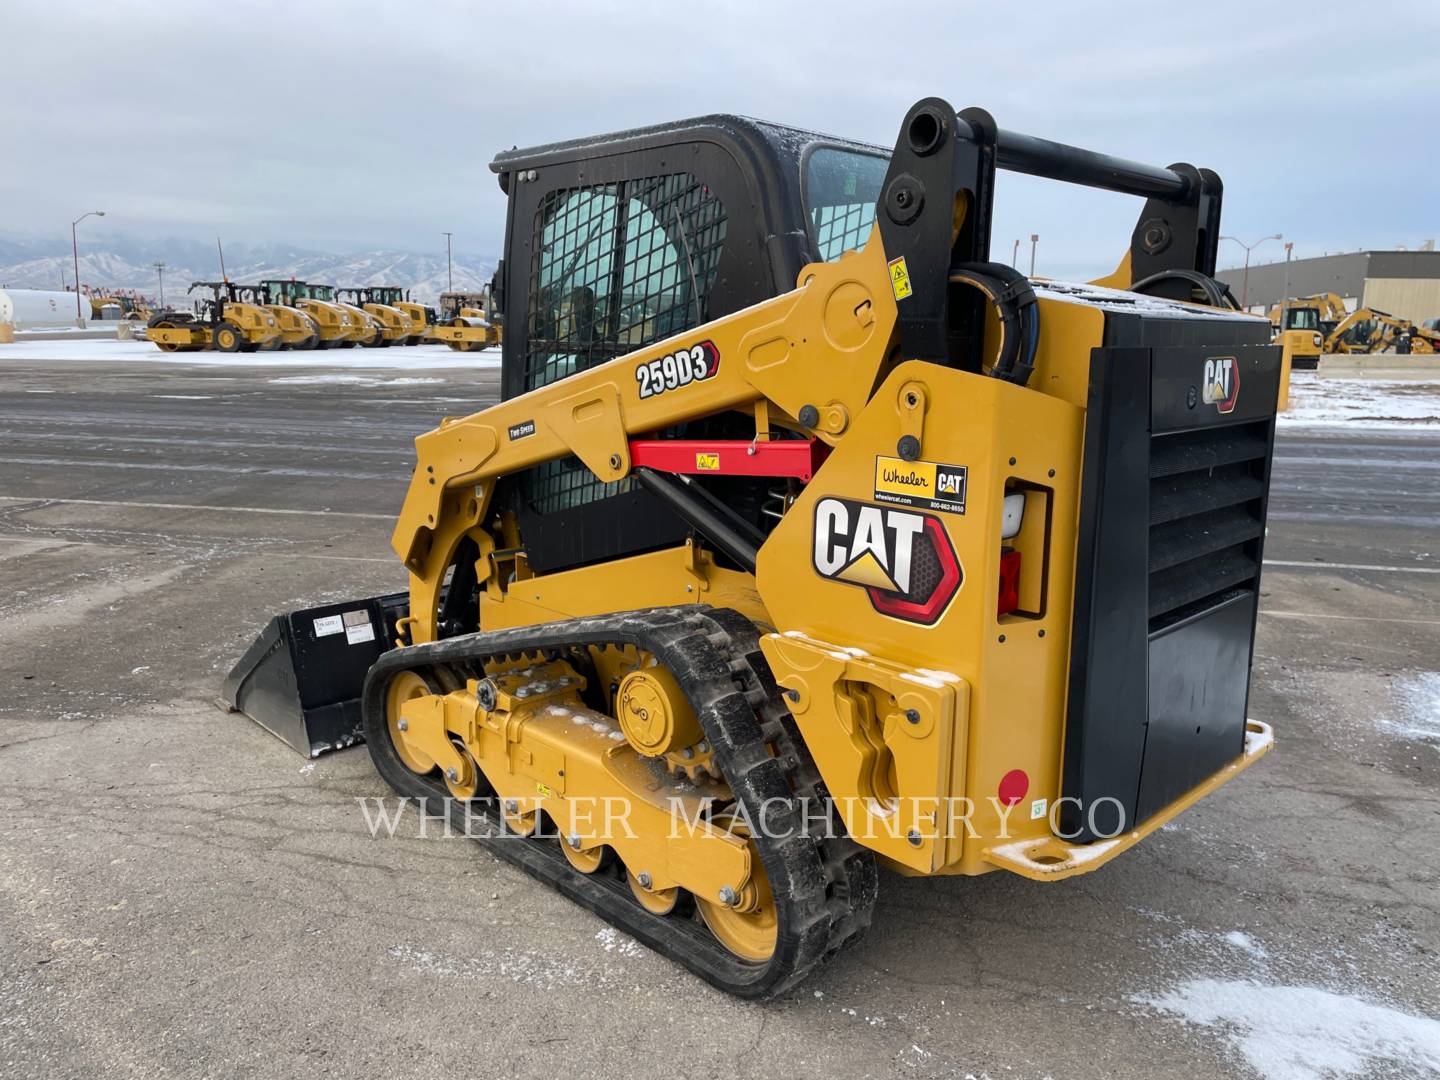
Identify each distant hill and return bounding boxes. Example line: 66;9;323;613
0;235;495;308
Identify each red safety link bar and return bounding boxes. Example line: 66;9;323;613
628;439;828;482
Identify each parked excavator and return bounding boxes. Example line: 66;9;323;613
1270;292;1348;369
223;99;1279;997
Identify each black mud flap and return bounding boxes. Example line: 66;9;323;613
221;593;409;757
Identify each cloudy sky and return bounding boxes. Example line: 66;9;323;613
2;0;1435;280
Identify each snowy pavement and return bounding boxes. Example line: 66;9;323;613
0;336;499;369
1281;372;1440;429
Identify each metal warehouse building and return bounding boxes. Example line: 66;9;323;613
1217;250;1440;322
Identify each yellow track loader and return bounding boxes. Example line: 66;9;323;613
223;99;1279;997
431;288;501;351
147;282;282;352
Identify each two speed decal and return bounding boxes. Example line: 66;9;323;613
635;340;720;400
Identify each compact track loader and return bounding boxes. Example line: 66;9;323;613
431;288;501;351
148;282;281;352
224;98;1280;997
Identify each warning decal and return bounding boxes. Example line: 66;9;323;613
888;256;913;301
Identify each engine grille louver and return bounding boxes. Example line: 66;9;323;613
1146;419;1271;631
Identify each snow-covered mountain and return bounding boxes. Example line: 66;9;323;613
0;236;495;308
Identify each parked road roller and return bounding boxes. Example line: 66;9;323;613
224;98;1280;997
432;287;501;351
147;281;282;352
260;279;363;348
357;286;434;345
337;287;413;346
233;284;320;350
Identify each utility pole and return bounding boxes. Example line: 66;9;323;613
216;238;228;281
443;231;454;292
71;209;106;325
1221;233;1282;310
1011;238;1020;268
1028;234;1039;277
153;262;167;306
1278;243;1293;329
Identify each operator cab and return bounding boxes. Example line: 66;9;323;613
488;116;890;573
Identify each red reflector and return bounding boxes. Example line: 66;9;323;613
997;547;1022;616
998;768;1029;807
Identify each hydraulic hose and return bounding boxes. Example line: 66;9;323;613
1130;268;1241;310
948;261;1041;387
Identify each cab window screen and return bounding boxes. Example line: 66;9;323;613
523;174;727;513
525;174;727;395
804;147;889;261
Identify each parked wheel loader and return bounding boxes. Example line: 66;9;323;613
90;292;152;322
431;288;501;351
147;282;281;352
337;287;413;346
233;284;320;350
223;98;1280;998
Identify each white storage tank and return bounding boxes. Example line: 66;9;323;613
0;289;87;329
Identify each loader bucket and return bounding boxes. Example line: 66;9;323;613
220;592;409;757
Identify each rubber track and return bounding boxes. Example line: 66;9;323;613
360;605;877;998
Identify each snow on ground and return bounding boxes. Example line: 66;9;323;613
268;374;446;386
0;338;499;370
1137;980;1440;1080
1387;671;1440;745
1280;373;1440;429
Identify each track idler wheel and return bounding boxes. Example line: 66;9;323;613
627;870;680;916
560;833;605;874
386;670;438;774
694;817;777;963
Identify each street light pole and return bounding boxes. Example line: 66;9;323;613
443;231;454;292
1011;238;1020;268
1220;233;1282;310
71;209;106;324
1278;243;1293;329
1029;234;1039;277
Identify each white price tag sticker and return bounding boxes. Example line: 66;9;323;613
313;614;344;638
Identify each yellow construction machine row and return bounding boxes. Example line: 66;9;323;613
223;98;1279;997
1271;292;1440;368
145;280;474;352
